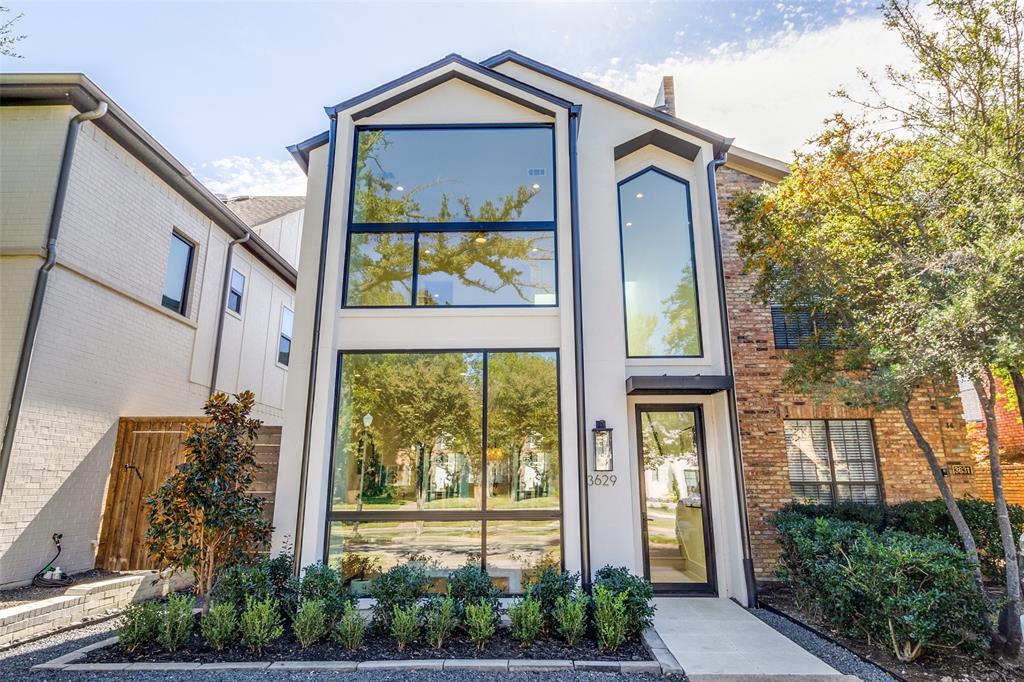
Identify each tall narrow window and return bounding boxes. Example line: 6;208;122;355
278;307;294;367
618;168;701;357
162;232;194;315
785;419;881;503
227;269;245;314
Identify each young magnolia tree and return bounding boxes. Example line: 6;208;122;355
146;391;271;610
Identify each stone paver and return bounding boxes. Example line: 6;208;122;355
653;598;841;677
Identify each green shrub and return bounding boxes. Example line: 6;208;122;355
526;566;578;633
593;585;627;652
424;594;459;649
370;563;428;629
447;563;501;623
200;602;238;651
771;510;991;661
552;588;587;647
213;554;297;618
293;599;329;649
464;601;496;651
390;604;421;652
158;593;195;652
118;601;161;652
298;563;352;625
332;602;366;651
594;566;655;638
508;597;543;646
239;596;284;655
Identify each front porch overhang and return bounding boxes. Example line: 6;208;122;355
625;374;734;395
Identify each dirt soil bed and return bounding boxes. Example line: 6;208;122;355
85;617;653;664
0;570;117;608
759;583;1024;682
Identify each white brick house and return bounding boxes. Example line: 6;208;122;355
0;74;299;587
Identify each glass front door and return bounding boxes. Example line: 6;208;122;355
636;405;715;593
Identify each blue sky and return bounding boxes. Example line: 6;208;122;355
2;1;903;195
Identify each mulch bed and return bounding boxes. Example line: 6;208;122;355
0;570;117;608
85;617;652;664
759;583;1024;682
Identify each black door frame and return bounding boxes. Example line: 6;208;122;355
635;403;717;595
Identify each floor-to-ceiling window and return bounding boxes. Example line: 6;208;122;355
327;350;561;594
342;125;558;308
618;167;702;357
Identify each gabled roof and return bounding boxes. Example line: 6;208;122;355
481;50;733;157
224;195;305;228
0;73;297;287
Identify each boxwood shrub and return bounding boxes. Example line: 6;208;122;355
772;510;991;661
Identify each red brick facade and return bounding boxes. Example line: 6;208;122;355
967;383;1024;464
715;166;977;580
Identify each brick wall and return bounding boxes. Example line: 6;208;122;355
715;166;976;580
967;383;1024;463
972;462;1024;506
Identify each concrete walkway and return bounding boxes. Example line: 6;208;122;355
653;598;854;680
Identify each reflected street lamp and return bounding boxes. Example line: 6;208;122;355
355;413;374;526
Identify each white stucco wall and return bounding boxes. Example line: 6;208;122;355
0;106;294;587
273;64;746;601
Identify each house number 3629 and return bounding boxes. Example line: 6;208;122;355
588;474;617;486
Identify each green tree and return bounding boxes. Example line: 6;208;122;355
146;392;270;611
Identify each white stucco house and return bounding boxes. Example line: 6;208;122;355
273;51;779;604
0;74;298;587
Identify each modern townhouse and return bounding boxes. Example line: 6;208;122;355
0;74;297;587
274;51;978;604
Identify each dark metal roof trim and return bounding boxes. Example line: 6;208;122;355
287;129;329;173
614;129;701;162
326;52;574;116
481;50;734;157
1;75;297;287
625;374;734;395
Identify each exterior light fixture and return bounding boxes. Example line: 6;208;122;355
635;192;644;199
625;222;633;227
363;413;373;429
532;183;541;190
593;420;613;471
396;185;404;192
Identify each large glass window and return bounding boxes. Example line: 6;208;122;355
344;126;557;308
352;127;554;224
785;419;881;504
328;350;561;593
161;232;194;315
618;168;702;357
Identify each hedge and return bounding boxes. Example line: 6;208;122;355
788;497;1024;583
772;511;991;662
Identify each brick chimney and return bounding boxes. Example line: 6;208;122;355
654;76;676;117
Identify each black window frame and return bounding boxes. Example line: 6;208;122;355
616;165;704;359
784;418;884;505
342;123;559;309
161;230;195;316
277;306;293;367
324;348;564;590
227;268;246;314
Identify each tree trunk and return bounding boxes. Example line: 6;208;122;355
899;400;985;591
1010;369;1024;434
974;370;1023;655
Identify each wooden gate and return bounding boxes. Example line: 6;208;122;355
95;417;281;571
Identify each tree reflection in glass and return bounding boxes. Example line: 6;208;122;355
333;353;483;511
345;233;414;306
486;352;560;509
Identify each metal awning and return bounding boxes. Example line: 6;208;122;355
626;374;734;395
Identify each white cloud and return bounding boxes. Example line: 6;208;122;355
587;15;912;160
197;156;306;197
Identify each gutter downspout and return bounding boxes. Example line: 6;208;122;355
707;151;758;607
568;104;592;589
292;113;338;575
0;101;108;502
209;231;251;396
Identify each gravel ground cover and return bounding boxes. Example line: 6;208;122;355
0;619;675;682
748;607;895;682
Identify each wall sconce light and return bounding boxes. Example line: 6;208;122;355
593;420;613;471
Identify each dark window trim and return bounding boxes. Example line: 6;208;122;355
616;165;704;359
227;268;245;314
163;229;195;317
784;418;884;505
342;124;559;310
323;348;565;583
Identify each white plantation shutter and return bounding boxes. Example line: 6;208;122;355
785;419;881;504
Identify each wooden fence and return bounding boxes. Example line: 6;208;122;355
95;417;280;572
